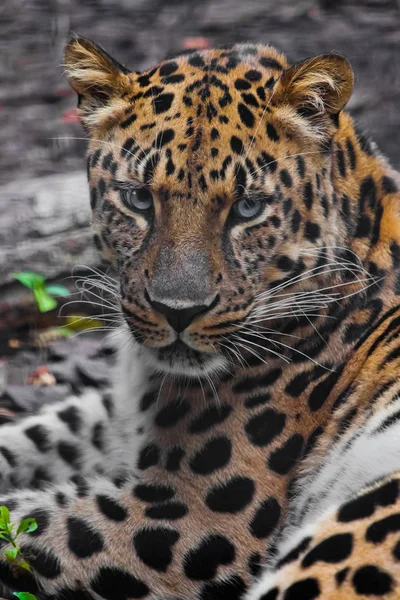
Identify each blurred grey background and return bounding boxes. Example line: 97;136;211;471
0;0;400;352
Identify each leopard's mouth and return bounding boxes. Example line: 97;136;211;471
140;339;228;377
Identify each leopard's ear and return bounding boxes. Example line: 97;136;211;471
64;35;132;131
273;54;354;138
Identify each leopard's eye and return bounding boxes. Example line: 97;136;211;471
122;187;153;212
232;197;263;219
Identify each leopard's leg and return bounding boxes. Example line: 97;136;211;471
0;465;255;599
247;472;400;599
0;336;148;493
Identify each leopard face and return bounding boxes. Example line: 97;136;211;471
66;38;353;376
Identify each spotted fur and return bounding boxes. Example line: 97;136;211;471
0;36;399;599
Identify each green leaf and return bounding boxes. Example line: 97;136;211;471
5;547;19;561
44;284;70;298
66;315;103;331
14;593;38;600
0;506;10;526
0;532;10;541
17;518;37;535
15;559;32;572
33;288;57;313
12;272;45;290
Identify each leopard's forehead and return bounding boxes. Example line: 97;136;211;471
123;44;288;134
91;45;291;199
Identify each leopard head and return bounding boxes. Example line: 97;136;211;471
65;36;354;377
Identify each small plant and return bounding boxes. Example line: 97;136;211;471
13;593;37;600
0;506;37;572
12;272;70;313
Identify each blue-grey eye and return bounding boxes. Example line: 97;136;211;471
122;187;153;211
233;197;263;219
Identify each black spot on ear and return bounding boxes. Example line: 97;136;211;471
352;565;393;596
67;517;104;558
259;57;283;70
184;534;235;580
96;495;127;521
133;527;179;571
90;567;149;599
205;476;255;513
24;424;51;452
249;497;281;538
57;406;82;434
245;69;262;82
153;93;174;114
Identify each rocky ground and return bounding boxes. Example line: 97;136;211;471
1;1;400;419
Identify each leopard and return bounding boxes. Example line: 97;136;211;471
0;34;400;599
